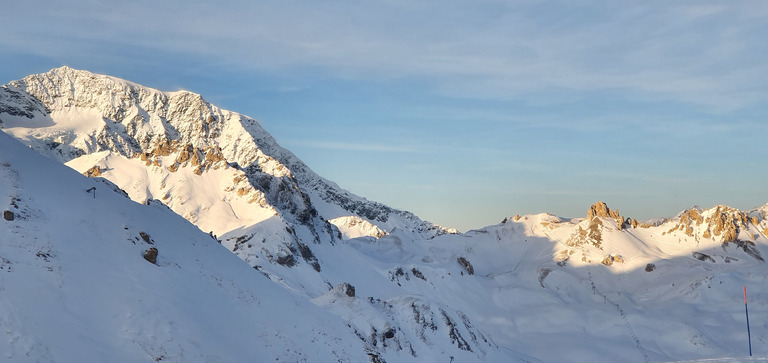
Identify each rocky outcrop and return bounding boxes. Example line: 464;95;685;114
681;209;704;225
588;201;626;227
692;251;715;262
601;254;624;266
139;231;153;244
664;205;755;243
566;202;648;249
0;84;48;119
565;204;601;249
587;201;619;220
342;282;356;297
457;257;475;275
83;165;102;177
707;206;747;242
627;218;651;228
143;247;158;264
1;66;454;279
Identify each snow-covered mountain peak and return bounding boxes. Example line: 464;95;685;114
3;67;450;232
493;201;768;269
1;67;454;295
5;67;268;169
658;204;762;245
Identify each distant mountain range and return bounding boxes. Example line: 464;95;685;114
2;67;766;362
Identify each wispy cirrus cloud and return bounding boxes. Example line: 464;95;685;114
286;140;421;153
4;0;768;111
4;0;768;232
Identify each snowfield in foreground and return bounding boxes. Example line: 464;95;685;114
0;131;369;362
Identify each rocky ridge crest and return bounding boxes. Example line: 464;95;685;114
1;66;453;277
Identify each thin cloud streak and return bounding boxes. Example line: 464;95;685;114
287;140;421;153
3;1;768;111
3;0;768;231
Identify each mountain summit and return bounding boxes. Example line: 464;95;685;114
1;66;454;287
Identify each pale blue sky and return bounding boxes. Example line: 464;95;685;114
2;1;767;231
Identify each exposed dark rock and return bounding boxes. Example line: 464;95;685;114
411;302;438;343
3;210;14;221
367;352;385;363
143;247;158;264
692;252;715;263
276;254;296;267
36;251;53;262
139;231;153;244
440;309;472;352
384;329;395;339
232;233;254;252
0;85;48;118
411;268;426;281
457;257;474;275
296;241;321;272
723;240;764;262
537;267;552;288
343;283;356;297
645;263;656;272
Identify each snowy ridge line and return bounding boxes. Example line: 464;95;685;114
1;67;505;362
0;131;376;361
0;66;457;296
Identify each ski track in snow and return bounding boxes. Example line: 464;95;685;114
587;269;650;363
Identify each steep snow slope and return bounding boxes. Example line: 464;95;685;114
358;203;768;362
1;68;513;362
0;67;454;283
0;130;371;362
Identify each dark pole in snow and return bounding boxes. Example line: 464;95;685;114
86;187;96;199
744;285;752;357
